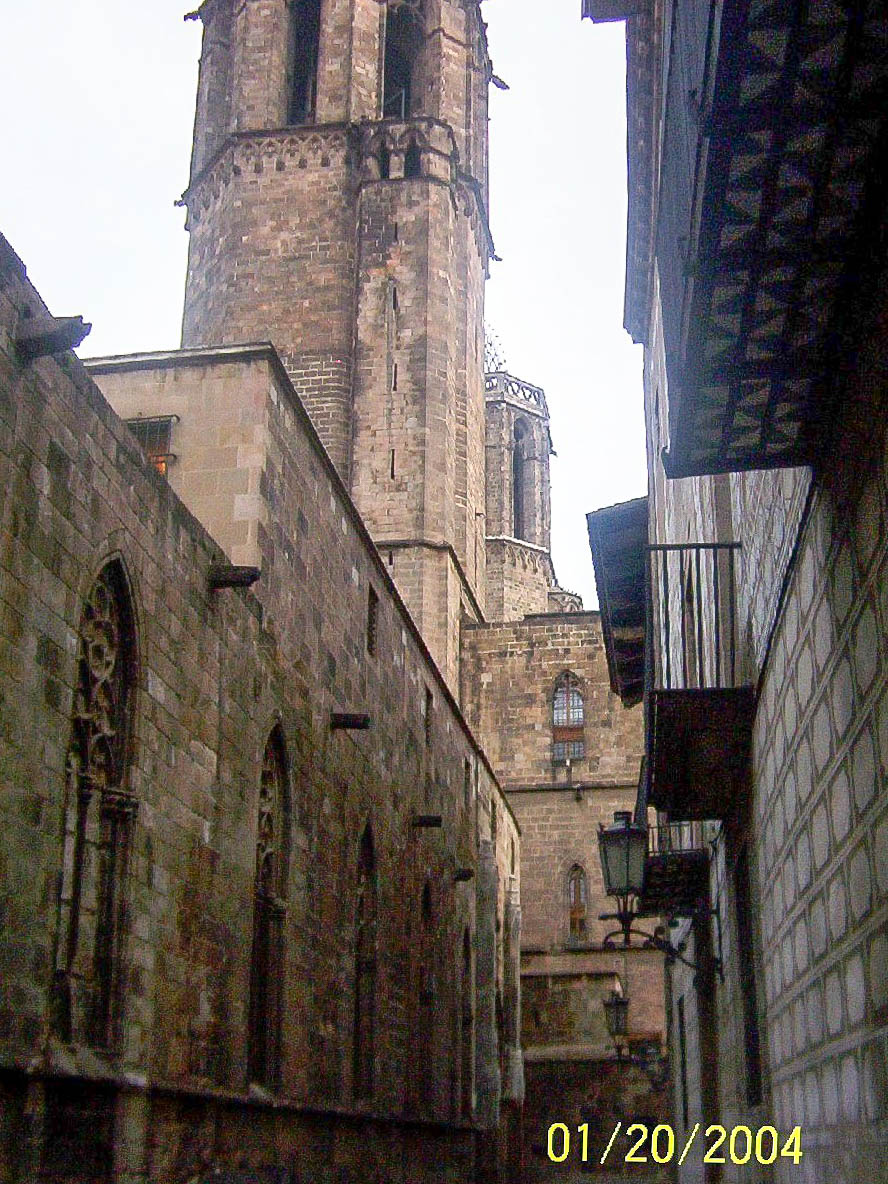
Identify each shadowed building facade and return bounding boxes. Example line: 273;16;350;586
584;0;888;1180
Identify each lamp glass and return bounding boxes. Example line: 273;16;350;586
598;810;647;897
603;991;629;1039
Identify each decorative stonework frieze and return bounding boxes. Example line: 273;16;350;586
485;371;549;419
184;125;356;222
359;117;458;185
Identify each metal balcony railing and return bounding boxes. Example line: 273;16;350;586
642;541;754;820
647;820;707;858
637;819;711;919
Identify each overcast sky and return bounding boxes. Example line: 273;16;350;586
0;1;646;607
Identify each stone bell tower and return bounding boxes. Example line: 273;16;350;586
483;371;556;620
181;0;493;690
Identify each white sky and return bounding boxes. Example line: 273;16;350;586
0;0;646;607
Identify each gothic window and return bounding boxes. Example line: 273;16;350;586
383;1;424;118
53;560;137;1049
248;728;289;1088
289;0;322;124
460;928;473;1119
354;824;377;1097
367;586;379;657
568;864;587;941
418;878;435;1109
552;672;584;763
512;420;527;539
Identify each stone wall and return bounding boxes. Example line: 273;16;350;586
462;610;668;1176
483;540;552;622
461;613;643;788
0;238;519;1183
513;788;642;952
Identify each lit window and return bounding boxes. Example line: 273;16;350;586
126;415;178;476
568;864;587;941
552;672;584;763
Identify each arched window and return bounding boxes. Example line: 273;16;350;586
354;824;377;1098
383;0;424;118
552;672;584;764
512;420;527;539
53;560;137;1048
460;928;473;1118
568;865;587;941
289;0;322;124
418;878;435;1110
248;728;289;1087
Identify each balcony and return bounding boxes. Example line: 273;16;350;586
654;0;888;477
636;819;710;919
646;542;755;819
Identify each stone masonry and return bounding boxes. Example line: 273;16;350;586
461;612;668;1183
181;0;493;692
0;236;519;1183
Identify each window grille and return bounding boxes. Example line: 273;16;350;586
126;415;178;476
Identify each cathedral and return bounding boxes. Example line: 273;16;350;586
0;3;662;1181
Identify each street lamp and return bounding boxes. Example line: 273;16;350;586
597;811;722;980
602;989;630;1059
598;810;647;903
602;991;670;1086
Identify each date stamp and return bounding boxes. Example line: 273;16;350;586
547;1122;803;1167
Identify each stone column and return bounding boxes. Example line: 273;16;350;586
474;838;500;1129
501;874;523;1105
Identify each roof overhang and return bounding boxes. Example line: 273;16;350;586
586;497;648;707
657;0;888;477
